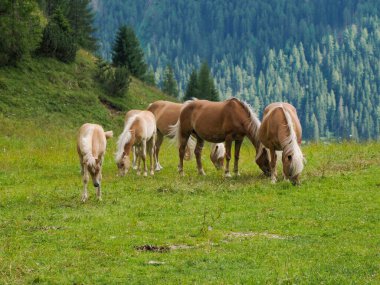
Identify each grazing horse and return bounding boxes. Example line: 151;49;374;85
77;123;113;202
170;98;271;177
210;143;225;170
258;102;304;185
147;100;193;170
116;110;156;177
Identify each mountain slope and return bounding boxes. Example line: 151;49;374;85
0;50;174;131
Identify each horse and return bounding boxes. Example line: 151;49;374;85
258;102;304;185
116;110;156;177
77;123;113;202
147;100;194;171
169;98;271;177
210;143;225;170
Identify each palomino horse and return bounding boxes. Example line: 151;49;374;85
210;143;225;170
258;102;304;185
116;110;156;176
170;98;271;177
77;123;113;202
147;100;194;170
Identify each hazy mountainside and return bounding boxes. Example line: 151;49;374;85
0;50;172;130
93;0;380;140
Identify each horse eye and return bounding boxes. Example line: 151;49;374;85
288;155;292;161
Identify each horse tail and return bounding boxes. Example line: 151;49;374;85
168;119;181;147
105;130;113;139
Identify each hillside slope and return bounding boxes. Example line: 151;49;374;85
0;50;173;131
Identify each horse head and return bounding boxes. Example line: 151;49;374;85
116;152;131;176
255;144;271;176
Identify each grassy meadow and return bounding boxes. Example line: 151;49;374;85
0;117;379;284
0;51;379;284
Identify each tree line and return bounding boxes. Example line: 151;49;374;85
93;0;380;140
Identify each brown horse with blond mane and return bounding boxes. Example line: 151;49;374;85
258;102;304;185
170;98;271;177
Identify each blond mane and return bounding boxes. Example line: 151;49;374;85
228;98;261;147
115;115;138;163
281;105;304;177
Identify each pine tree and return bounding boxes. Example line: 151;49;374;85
197;62;219;101
162;65;178;97
0;0;42;66
184;69;199;101
67;0;97;51
112;25;147;80
38;7;77;63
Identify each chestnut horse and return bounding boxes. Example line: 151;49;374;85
116;110;156;176
77;123;113;202
258;102;304;185
147;100;194;170
170;98;270;177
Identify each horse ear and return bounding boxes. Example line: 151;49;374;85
288;155;292;161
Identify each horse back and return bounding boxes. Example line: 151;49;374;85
260;103;302;149
179;99;248;142
147;100;182;135
77;123;106;159
132;111;156;141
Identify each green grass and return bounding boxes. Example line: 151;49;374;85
0;118;379;284
0;50;173;130
0;53;379;284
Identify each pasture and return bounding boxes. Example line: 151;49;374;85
0;118;379;284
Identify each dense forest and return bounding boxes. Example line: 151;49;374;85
93;0;380;140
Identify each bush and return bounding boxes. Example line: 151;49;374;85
96;60;131;97
38;8;77;63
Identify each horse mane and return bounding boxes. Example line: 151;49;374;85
227;97;261;147
80;125;97;167
281;105;304;177
115;114;138;163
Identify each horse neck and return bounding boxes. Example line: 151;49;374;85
245;122;261;151
123;130;135;156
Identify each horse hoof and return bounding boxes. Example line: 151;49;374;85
137;172;141;176
225;172;232;178
143;172;148;177
150;171;154;176
271;179;277;184
81;196;88;203
235;172;241;177
198;170;206;176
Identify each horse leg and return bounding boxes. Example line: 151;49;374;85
132;146;137;170
79;156;84;175
234;140;243;176
82;166;89;202
141;140;148;177
269;149;278;183
155;132;164;171
136;145;141;175
178;135;189;176
194;138;205;175
224;138;233;177
148;137;155;176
